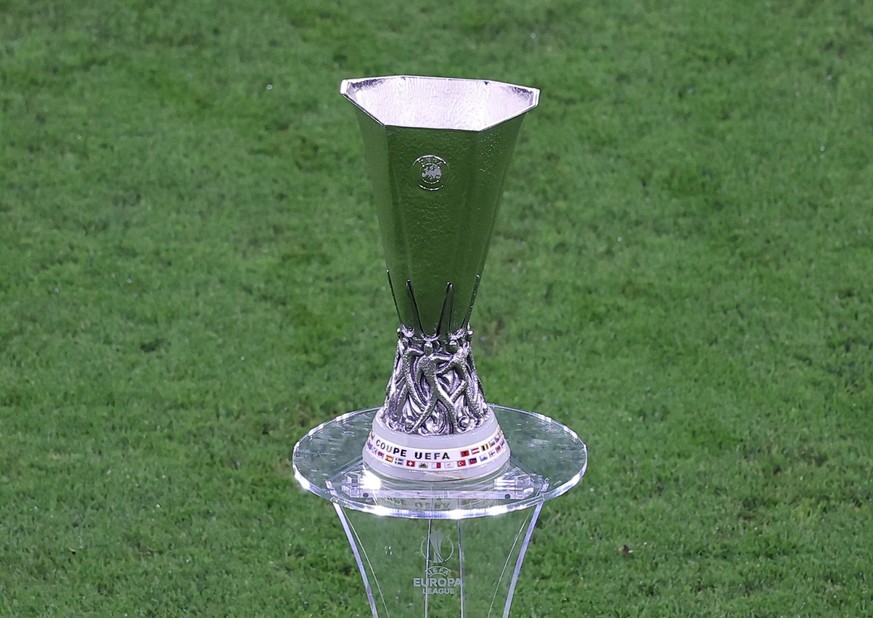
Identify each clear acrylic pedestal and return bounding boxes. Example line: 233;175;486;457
293;405;587;617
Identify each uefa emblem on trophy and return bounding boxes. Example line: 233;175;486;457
340;75;539;481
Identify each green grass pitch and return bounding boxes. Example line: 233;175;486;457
1;1;871;615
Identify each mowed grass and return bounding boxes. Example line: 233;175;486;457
1;1;872;616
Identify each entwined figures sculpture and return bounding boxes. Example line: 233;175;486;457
382;326;488;436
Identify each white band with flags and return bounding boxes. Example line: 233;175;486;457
364;428;506;471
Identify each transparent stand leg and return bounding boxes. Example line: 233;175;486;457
335;502;544;618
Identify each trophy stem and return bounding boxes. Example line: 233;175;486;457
385;325;488;436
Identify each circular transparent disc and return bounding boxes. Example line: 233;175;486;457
292;405;587;520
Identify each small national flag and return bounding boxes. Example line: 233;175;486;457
385;455;394;463
444;461;454;469
461;450;470;458
435;462;442;469
481;442;490;451
458;460;466;467
377;451;384;459
395;458;404;466
471;447;480;455
495;445;502;453
480;454;489;462
406;460;416;467
469;457;477;465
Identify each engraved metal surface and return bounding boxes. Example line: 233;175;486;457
382;326;488;435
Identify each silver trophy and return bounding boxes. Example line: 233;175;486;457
341;75;539;480
293;76;587;616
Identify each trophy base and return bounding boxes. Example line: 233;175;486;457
363;410;511;481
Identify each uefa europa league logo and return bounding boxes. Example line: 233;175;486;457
420;530;454;564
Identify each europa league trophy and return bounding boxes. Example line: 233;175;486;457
293;76;587;617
